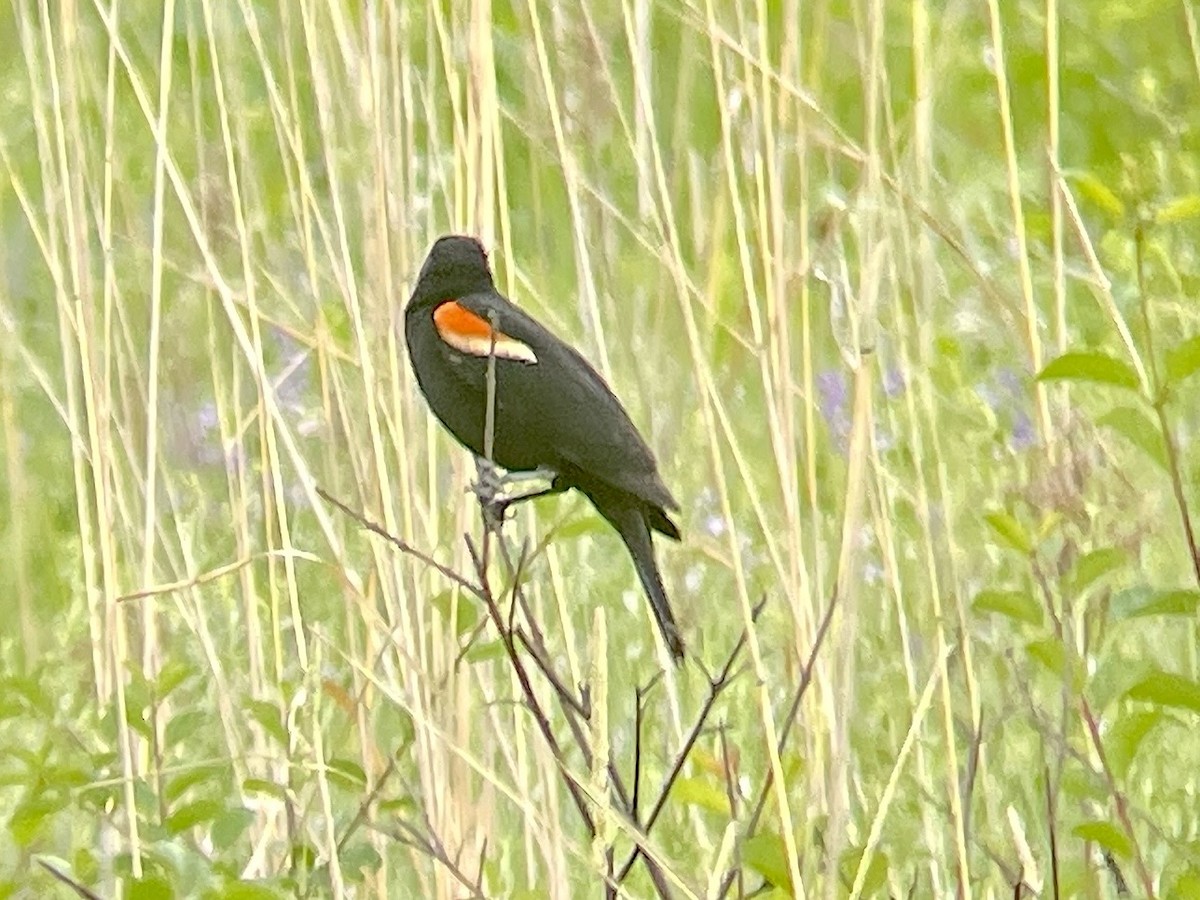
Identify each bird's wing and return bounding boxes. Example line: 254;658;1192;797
445;291;679;512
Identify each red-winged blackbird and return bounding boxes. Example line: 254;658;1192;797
405;235;685;662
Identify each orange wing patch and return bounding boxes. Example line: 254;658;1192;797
433;301;538;364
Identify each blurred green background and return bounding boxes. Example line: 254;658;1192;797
2;0;1199;896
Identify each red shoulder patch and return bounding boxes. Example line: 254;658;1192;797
433;301;538;364
433;301;493;339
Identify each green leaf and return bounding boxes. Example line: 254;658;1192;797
8;795;64;847
164;710;208;748
341;842;382;879
1073;820;1133;860
1088;654;1154;714
1036;352;1140;391
465;639;507;663
326;758;367;791
972;590;1043;626
983;511;1033;554
1060;763;1106;802
1067;547;1127;596
743;832;793;892
291;843;317;870
1035;511;1066;544
840;848;889;896
1104;710;1161;779
125;702;153;739
1156;194;1200;225
245;701;287;747
154;660;193;699
1112;586;1155;618
1027;638;1065;675
1068;171;1126;220
165;798;225;834
218;883;287;900
1;677;52;717
127;875;173;900
212;807;255;851
1127;670;1200;713
670;777;730;816
73;848;98;885
243;778;287;800
428;590;479;635
76;779;122;814
1166;335;1200;385
1097;407;1168;471
0;696;22;722
1026;638;1083;689
42;766;88;789
164;763;224;802
1120;589;1200;619
1168;867;1200;899
377;797;417;815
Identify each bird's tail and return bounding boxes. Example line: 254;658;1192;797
595;498;685;664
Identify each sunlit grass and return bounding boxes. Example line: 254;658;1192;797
2;0;1199;896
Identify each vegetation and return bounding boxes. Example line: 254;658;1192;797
2;0;1199;896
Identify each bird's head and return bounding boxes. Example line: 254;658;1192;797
408;234;495;309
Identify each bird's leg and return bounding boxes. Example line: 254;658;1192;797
473;457;506;505
472;458;555;501
498;464;558;491
471;459;561;529
496;480;567;509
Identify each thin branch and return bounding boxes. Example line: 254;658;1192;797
316;486;485;599
34;859;104;900
464;536;597;837
116;549;319;602
961;707;985;848
631;675;663;826
718;723;744;899
616;596;766;885
336;753;400;855
1045;768;1059;900
716;589;840;897
1079;697;1155;899
380;815;488;899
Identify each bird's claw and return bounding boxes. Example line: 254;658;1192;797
471;459;558;531
480;497;511;532
473;458;507;506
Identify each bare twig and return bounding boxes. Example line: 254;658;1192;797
631;674;663;825
1133;223;1200;587
484;538;676;898
715;589;840;897
961;708;985;848
336;753;399;856
464;536;597;836
1080;697;1155;899
116;549;319;602
380;814;488;899
616;596;766;885
1045;767;1059;900
316;486;484;599
718;724;744;898
35;859;104;900
1104;851;1130;897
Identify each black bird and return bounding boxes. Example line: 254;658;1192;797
404;235;685;662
